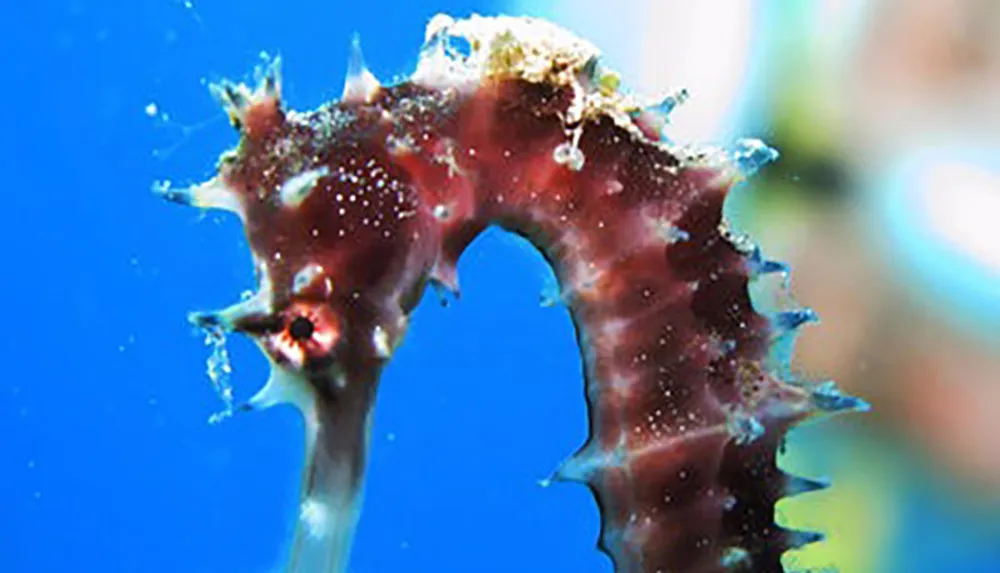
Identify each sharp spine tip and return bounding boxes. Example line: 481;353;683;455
342;33;382;104
153;177;243;214
188;310;222;329
775;308;819;331
553;451;601;483
811;380;870;413
747;246;790;279
786;528;825;550
188;296;274;334
213;81;247;109
579;55;601;88
429;262;460;304
152;180;194;205
786;474;830;497
262;55;282;98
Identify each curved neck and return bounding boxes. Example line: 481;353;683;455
169;16;863;573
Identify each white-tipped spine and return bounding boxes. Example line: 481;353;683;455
341;34;381;104
154;177;245;218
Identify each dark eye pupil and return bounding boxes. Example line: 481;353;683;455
288;316;315;341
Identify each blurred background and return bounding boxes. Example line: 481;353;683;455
3;1;997;572
530;1;1000;571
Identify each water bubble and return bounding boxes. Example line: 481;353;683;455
204;326;234;425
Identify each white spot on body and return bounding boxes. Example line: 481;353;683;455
372;325;392;359
280;167;330;208
433;204;451;220
553;141;585;171
292;263;326;295
657;220;690;244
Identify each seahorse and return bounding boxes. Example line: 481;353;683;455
158;14;867;573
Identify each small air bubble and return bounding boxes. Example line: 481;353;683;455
204;326;234;425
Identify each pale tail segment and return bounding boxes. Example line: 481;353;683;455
157;14;867;573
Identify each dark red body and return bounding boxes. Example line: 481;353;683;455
163;16;865;573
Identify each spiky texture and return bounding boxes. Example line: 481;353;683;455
159;14;866;573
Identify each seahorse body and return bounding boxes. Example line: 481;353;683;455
159;14;866;573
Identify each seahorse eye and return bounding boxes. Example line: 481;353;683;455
288;315;316;341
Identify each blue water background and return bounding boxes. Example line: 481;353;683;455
4;1;1000;572
3;1;597;571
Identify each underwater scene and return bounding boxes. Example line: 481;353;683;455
4;1;1000;572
